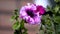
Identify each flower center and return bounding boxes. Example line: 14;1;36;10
26;10;34;17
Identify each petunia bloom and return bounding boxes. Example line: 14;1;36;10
20;3;42;25
36;5;45;15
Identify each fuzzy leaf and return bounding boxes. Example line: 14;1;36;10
12;21;20;30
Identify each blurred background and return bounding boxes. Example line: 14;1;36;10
0;0;54;34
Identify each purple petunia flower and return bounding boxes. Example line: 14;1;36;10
20;3;42;25
36;5;45;15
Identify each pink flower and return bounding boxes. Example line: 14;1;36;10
20;3;42;25
36;6;45;15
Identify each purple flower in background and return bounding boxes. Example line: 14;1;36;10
36;5;45;15
20;3;42;25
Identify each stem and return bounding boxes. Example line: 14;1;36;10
20;29;23;34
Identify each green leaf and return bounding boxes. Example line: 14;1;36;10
53;5;59;13
11;16;15;19
15;15;19;20
11;16;15;22
14;9;19;15
54;0;60;3
11;15;19;21
54;23;60;34
12;21;20;30
46;6;51;11
20;20;25;29
39;30;44;34
57;24;60;33
14;9;18;12
54;16;60;23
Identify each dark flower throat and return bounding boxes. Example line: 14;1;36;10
26;10;34;17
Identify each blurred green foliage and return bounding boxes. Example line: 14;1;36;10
54;0;60;3
40;0;60;34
